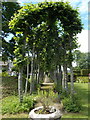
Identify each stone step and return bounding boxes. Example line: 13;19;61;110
40;86;53;90
41;83;54;86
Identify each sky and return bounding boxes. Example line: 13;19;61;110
16;0;90;52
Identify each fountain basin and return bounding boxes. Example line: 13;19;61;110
29;106;62;120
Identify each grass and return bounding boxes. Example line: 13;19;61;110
1;113;28;119
62;83;89;118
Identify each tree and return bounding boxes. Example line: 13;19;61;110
74;51;90;69
2;2;20;61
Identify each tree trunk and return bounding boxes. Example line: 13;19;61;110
70;62;74;94
62;65;65;89
18;32;27;102
54;70;57;84
35;64;38;84
64;64;68;91
56;65;62;93
18;68;23;103
39;69;44;83
30;61;34;94
49;70;54;82
25;61;29;94
37;64;40;84
69;35;74;95
30;45;35;94
59;65;62;90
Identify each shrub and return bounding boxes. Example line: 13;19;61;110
62;94;82;113
34;90;59;111
73;69;90;76
36;89;59;104
1;95;35;114
76;76;89;83
59;89;70;100
0;72;10;77
81;69;90;76
73;70;81;76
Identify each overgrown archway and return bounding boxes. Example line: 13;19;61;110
9;1;83;102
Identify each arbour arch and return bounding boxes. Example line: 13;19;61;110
9;1;83;76
9;1;83;98
9;1;82;35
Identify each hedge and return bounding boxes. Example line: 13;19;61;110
73;69;90;76
81;69;90;76
73;70;81;76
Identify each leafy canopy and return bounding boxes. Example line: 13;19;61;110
9;1;83;71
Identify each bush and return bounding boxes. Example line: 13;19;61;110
73;69;90;76
34;89;59;110
36;89;59;104
59;89;70;100
76;76;89;83
73;70;81;76
1;95;35;114
62;94;82;113
0;72;10;77
81;69;90;76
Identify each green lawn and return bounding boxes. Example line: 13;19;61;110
62;83;89;118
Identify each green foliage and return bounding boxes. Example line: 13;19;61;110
62;94;82;113
73;69;90;76
76;76;89;83
73;70;81;76
53;83;62;93
36;89;58;103
59;89;82;113
2;2;21;61
59;89;70;100
35;90;59;113
9;1;83;72
2;2;20;32
1;72;10;77
12;66;18;72
1;90;58;115
81;69;90;76
1;95;35;114
74;51;90;69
